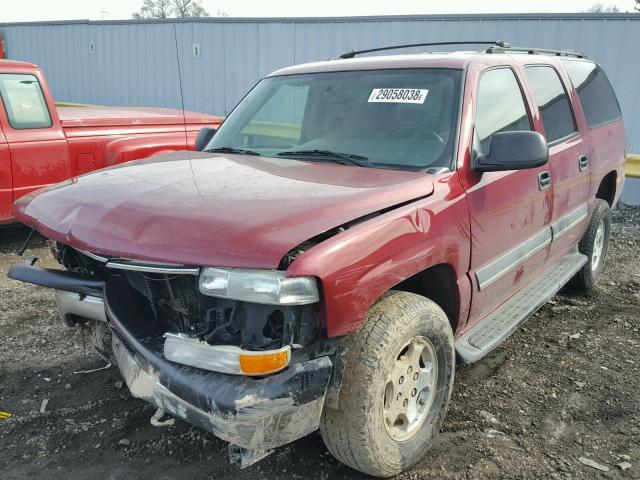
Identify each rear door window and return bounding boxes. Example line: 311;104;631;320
475;68;532;154
561;60;621;128
0;74;52;129
524;65;577;143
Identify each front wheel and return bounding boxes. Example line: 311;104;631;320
320;291;455;477
571;199;611;290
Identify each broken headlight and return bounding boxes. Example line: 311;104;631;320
199;267;319;305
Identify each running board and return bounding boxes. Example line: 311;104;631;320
456;251;587;364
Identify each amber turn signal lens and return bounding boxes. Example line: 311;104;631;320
239;349;291;375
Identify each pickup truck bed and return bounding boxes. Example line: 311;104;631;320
57;106;214;128
0;59;222;223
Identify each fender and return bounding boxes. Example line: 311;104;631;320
104;133;192;167
287;172;472;338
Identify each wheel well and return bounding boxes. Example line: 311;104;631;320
392;264;460;333
596;171;617;207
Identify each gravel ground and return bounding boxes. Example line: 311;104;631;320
0;204;638;480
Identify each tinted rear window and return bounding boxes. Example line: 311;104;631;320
524;66;577;143
562;60;621;128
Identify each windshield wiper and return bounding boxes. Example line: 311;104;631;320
277;149;369;167
204;146;261;156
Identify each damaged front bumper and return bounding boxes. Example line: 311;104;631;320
8;263;334;460
112;332;332;454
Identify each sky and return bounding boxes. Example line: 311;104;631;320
0;0;637;22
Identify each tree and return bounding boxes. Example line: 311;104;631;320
636;0;639;12
585;3;621;12
132;0;173;19
173;0;209;18
132;0;209;19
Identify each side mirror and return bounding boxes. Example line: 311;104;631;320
474;131;549;173
195;127;217;152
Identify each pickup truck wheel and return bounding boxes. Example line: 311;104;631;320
571;199;611;291
320;291;454;477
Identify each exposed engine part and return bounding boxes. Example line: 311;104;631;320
55;246;322;352
278;211;386;269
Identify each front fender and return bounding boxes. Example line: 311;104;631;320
287;172;472;338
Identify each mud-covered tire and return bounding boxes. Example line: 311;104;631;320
82;321;117;366
320;291;455;477
571;199;611;291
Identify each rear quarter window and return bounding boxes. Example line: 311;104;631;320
561;60;622;128
524;65;577;143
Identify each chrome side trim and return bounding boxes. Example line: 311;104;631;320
78;249;109;263
76;249;199;275
105;261;200;275
476;228;552;291
551;203;588;240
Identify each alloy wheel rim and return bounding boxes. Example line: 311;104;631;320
591;219;605;271
382;336;438;442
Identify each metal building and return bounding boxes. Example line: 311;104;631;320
0;13;639;202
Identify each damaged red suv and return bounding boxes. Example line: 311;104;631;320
9;42;626;476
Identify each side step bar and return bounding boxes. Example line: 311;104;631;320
456;251;587;364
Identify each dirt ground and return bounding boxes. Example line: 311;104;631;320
0;205;638;480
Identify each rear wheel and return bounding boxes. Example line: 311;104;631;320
320;291;455;477
571;199;611;290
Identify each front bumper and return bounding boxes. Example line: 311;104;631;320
112;332;332;451
8;263;333;452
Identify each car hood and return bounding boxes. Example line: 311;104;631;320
13;151;434;269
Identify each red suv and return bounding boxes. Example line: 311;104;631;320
9;42;626;477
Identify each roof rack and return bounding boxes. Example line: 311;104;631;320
486;45;586;58
337;40;510;59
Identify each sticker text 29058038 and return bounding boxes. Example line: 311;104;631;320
368;88;429;104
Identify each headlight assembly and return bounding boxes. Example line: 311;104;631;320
199;267;319;305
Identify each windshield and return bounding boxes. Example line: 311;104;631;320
207;68;463;170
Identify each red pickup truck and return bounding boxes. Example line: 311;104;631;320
0;59;222;223
8;43;626;476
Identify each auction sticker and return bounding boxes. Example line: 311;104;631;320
368;88;428;104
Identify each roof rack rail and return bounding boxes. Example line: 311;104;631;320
337;40;511;59
486;45;586;58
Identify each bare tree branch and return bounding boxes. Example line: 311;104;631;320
585;3;621;12
132;0;209;19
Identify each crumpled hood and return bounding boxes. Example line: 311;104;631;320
13;151;434;268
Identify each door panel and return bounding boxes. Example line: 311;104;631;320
547;137;590;255
9;138;70;199
0;72;70;203
522;64;589;259
461;65;553;326
463;169;553;322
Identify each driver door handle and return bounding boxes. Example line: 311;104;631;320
579;154;589;172
538;171;552;191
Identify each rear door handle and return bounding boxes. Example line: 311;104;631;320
538;171;552;191
579;154;589;172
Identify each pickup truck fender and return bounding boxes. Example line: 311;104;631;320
287;172;472;338
103;134;192;167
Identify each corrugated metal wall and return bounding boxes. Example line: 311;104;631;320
1;13;639;202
